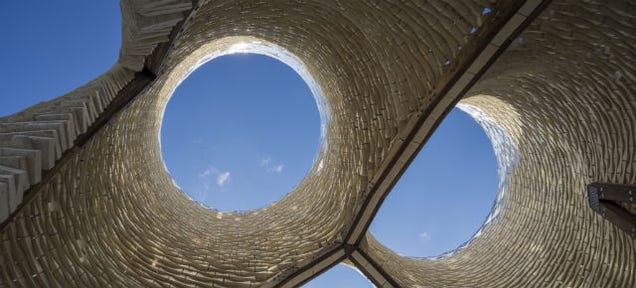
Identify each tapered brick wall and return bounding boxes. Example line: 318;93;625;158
0;0;633;287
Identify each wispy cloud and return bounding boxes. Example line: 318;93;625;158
260;157;272;167
418;232;430;241
217;172;230;186
199;166;230;188
199;166;217;178
261;156;284;174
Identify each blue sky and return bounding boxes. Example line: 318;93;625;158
161;54;320;212
0;1;120;113
1;2;498;287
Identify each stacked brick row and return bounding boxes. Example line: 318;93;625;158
1;0;495;286
118;0;193;71
0;0;194;228
0;65;134;224
1;0;634;287
0;0;195;285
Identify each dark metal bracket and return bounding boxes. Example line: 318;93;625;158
588;183;636;237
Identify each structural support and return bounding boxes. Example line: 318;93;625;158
588;183;636;237
348;247;399;288
261;246;346;288
259;1;553;286
344;0;552;246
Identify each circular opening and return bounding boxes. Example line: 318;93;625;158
369;107;499;258
160;53;322;212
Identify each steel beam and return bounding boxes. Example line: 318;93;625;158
588;183;636;237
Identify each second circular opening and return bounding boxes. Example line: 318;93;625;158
370;106;499;258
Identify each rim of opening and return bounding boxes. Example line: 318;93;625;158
369;98;520;260
158;37;330;213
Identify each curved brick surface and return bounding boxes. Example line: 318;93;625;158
364;1;635;287
1;0;634;287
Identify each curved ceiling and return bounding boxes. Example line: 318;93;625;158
0;0;633;287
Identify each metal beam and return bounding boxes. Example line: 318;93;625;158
588;183;636;237
588;182;635;204
344;0;552;246
260;246;346;288
348;247;400;288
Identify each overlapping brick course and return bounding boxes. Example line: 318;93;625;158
0;0;633;287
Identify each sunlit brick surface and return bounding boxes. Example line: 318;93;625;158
0;0;634;287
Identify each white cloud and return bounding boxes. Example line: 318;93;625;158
418;232;430;240
217;172;230;186
261;156;285;174
199;166;218;178
197;166;230;190
260;157;271;167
